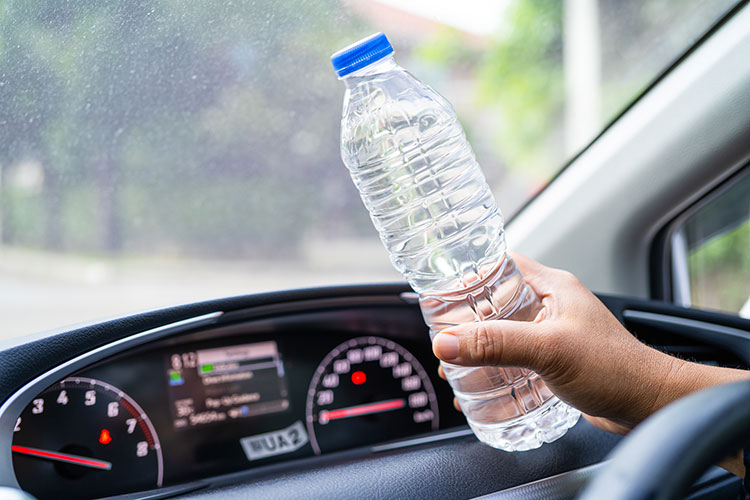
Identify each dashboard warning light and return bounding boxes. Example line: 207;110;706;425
99;429;112;445
351;371;366;385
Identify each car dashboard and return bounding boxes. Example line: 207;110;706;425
0;284;747;499
3;290;469;498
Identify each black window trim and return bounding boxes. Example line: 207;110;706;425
650;164;750;308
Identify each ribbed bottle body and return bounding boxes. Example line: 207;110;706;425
341;57;506;294
339;56;579;450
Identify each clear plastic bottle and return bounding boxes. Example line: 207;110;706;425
331;33;580;451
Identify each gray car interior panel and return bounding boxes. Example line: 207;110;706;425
507;4;750;298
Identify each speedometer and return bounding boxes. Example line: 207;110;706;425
12;377;163;499
305;336;439;455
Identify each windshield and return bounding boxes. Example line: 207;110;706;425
0;0;739;340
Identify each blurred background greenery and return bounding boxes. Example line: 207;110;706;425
0;0;744;338
689;221;750;314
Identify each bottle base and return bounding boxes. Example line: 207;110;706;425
466;397;581;451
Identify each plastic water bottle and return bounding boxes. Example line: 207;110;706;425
330;33;580;451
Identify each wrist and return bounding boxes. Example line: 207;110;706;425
644;353;750;421
604;343;680;429
646;352;689;418
624;345;695;426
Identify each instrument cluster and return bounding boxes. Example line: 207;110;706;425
9;306;463;499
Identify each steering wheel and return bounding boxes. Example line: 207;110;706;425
579;380;750;500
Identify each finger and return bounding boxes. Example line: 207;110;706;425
432;320;549;369
437;365;446;380
453;397;462;412
510;253;561;298
511;253;586;314
509;253;547;280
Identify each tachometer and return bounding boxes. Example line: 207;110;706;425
12;377;163;499
305;336;439;454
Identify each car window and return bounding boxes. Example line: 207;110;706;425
0;0;740;340
671;170;750;318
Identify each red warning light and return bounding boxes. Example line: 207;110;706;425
351;371;366;385
99;429;112;445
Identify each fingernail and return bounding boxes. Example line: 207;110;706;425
433;333;459;361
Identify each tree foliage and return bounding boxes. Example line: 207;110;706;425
0;0;366;257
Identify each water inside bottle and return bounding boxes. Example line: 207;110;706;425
335;40;580;450
419;254;555;423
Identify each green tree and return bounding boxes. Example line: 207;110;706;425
416;0;563;175
0;0;365;257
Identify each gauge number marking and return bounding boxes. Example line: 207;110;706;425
305;336;439;455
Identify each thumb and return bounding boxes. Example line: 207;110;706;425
432;320;548;369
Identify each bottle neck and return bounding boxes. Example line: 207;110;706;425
341;55;398;88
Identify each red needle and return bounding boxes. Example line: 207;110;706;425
320;398;406;422
12;445;112;471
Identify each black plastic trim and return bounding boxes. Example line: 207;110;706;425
597;295;750;368
476;465;739;500
473;462;605;500
2;286;748;499
649;164;749;302
0;283;414;404
622;310;750;365
171;419;620;500
579;380;750;500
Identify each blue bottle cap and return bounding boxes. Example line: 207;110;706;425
331;32;394;78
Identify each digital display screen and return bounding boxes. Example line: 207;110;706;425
166;341;289;429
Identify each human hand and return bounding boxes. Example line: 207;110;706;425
432;254;749;434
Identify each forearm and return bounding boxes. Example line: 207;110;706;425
658;360;750;408
654;357;750;477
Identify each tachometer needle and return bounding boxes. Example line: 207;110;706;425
319;398;406;423
12;445;112;471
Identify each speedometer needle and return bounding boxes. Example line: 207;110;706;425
12;445;112;471
319;398;406;422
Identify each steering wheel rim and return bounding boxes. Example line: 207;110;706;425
579;380;750;500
